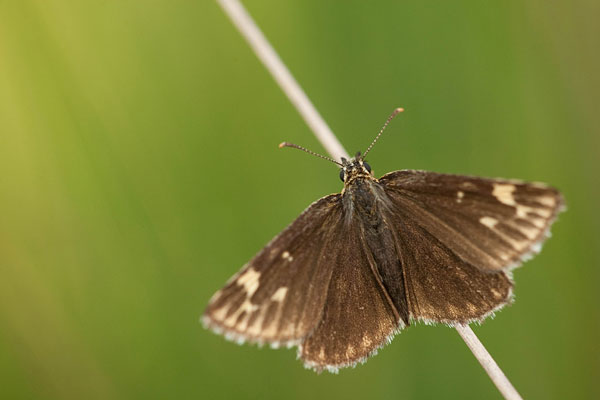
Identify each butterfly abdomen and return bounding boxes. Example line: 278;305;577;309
341;177;412;325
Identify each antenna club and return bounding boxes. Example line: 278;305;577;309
278;142;288;149
395;107;404;113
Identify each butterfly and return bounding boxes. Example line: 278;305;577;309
203;108;565;373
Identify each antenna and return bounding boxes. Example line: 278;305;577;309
279;142;343;166
362;107;404;158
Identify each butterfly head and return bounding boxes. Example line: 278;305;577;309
339;152;373;183
280;108;404;185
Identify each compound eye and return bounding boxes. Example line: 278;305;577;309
363;162;372;173
339;169;345;181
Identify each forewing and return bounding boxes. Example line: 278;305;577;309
300;220;402;372
203;194;343;347
379;170;565;272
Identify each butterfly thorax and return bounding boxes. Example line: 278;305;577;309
340;158;391;227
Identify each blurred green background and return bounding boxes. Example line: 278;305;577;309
1;1;598;399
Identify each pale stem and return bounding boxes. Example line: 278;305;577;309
216;1;523;399
456;324;523;400
217;0;348;162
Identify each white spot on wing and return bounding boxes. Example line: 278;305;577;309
448;304;459;314
519;206;551;218
281;251;294;262
493;184;554;225
537;196;556;207
346;344;355;357
362;335;372;348
492;184;517;206
237;267;260;298
483;221;529;252
517;224;538;240
479;216;499;228
245;312;267;336
271;287;288;302
530;218;546;228
224;299;258;327
456;191;464;203
211;304;230;321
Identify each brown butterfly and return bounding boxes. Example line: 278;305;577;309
203;108;565;372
